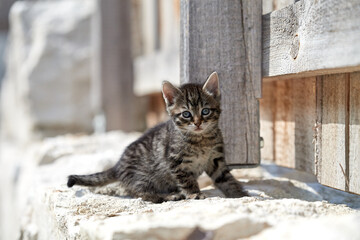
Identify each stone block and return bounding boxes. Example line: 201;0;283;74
3;131;358;240
0;0;95;143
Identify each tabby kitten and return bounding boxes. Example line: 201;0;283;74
67;72;248;203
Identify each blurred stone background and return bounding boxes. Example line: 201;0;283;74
0;0;180;239
0;0;180;144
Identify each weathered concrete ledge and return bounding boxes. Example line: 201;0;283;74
2;132;360;240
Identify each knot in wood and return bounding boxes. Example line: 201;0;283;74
290;34;300;59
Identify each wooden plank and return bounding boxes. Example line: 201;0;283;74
316;74;347;191
130;0;143;58
93;0;135;131
134;0;181;96
272;78;316;171
159;0;180;51
260;78;317;173
349;72;360;194
314;77;323;178
180;0;262;166
259;82;276;161
293;78;316;173
273;80;295;168
140;0;159;54
262;0;360;80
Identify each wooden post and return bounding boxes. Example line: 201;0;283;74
316;74;349;192
0;0;15;30
180;0;262;166
315;72;360;194
93;0;135;132
349;72;360;194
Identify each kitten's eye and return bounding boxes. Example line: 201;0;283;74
182;111;192;118
201;108;210;115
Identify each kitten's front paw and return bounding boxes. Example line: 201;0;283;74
186;192;206;200
165;193;186;201
241;190;250;197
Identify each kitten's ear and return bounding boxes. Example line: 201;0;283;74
203;72;220;98
162;81;181;106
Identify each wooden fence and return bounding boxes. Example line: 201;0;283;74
180;0;360;195
260;0;360;195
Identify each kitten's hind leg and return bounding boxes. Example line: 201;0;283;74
129;192;184;203
126;184;183;203
130;191;186;203
127;186;187;203
137;192;166;204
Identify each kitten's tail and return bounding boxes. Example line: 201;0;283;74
67;168;117;188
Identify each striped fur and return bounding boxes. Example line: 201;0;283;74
67;72;247;203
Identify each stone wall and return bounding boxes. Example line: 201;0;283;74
0;1;95;144
0;131;140;240
3;131;359;240
0;1;95;239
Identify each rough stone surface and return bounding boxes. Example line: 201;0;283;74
0;131;140;240
1;131;359;240
0;1;94;143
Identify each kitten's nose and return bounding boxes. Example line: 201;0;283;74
194;116;202;128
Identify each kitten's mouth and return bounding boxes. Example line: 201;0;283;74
189;123;208;133
193;126;204;132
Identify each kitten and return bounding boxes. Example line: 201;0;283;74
67;72;248;203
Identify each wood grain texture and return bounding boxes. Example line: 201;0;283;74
274;80;295;168
263;0;360;80
180;0;262;166
293;78;317;173
314;77;323;179
95;0;135;131
264;78;316;172
349;72;360;194
316;74;347;191
259;82;276;161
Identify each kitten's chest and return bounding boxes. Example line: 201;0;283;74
181;143;213;174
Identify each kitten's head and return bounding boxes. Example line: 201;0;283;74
162;72;221;134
